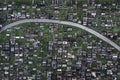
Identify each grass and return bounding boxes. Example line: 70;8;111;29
58;9;66;20
113;26;120;34
0;22;120;79
77;8;83;20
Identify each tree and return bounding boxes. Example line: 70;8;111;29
95;0;115;4
77;0;87;7
14;0;32;5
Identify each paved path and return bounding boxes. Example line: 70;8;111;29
0;19;120;51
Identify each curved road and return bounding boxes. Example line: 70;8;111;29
0;19;120;51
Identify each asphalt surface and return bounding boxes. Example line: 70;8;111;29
0;19;120;51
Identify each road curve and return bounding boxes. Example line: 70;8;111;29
0;19;120;51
